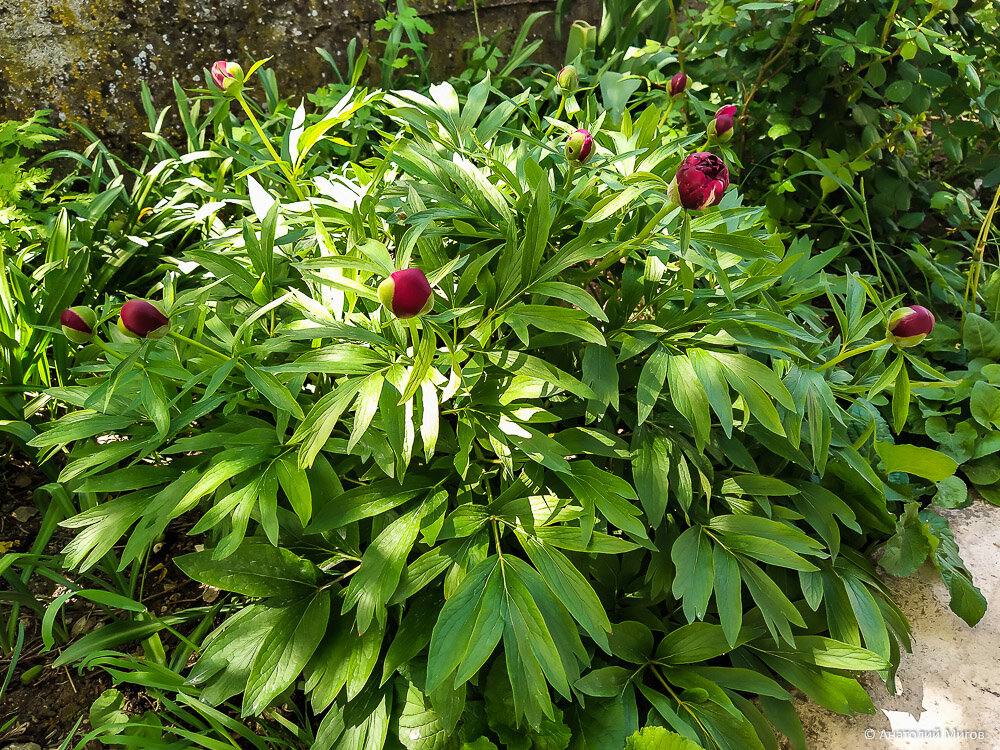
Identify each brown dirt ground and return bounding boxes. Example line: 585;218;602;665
0;449;205;748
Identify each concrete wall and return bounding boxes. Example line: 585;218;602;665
0;0;600;151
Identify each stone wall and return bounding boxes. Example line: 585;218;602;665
0;0;599;151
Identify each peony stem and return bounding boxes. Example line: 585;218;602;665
168;331;231;362
235;94;307;202
817;336;893;373
543;97;566;138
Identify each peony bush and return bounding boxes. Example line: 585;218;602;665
18;45;986;750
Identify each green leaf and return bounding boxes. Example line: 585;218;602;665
487;351;596;401
932;475;969;510
879;502;932;577
667;355;710;449
713;545;742;647
656;623;734;664
396;673;460;750
608;621;653;664
624;726;702;750
769;635;889;670
671;526;714;621
693;232;780;261
632;430;670;528
307;478;430;533
875;441;958;481
242;362;304;419
970;381;1000;430
348;372;386;451
291;376;368;467
276;454;312;526
400;325;438;405
175;541;320;597
53;612;193;668
963;313;1000;359
637;346;669;426
739;561;804;646
920;510;987;626
426;557;503;693
343;507;423;634
27;412;134;449
516;531;612;652
244;591;330;715
573;666;631;698
506;305;606;345
688;349;734;438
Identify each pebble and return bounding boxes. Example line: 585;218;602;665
11;506;38;523
4;742;43;750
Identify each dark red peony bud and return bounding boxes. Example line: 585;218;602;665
669;72;688;98
668;152;731;210
60;306;97;344
564;129;594;164
378;268;434;319
119;300;170;339
708;104;738;142
887;305;935;347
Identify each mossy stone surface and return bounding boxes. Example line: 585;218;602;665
0;0;598;151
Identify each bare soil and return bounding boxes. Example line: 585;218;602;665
0;450;203;748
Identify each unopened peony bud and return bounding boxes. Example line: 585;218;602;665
708;104;738;143
211;61;244;97
60;306;97;344
887;305;935;347
668;152;730;210
119;300;170;340
557;65;579;93
669;72;688;98
565;128;594;164
378;269;434;319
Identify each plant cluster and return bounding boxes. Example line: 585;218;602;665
1;3;998;750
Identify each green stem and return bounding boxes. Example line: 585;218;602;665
235;94;307;202
92;337;125;361
544;97;566;138
168;331;231;362
817;336;892;373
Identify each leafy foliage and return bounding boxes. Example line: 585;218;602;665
2;3;998;749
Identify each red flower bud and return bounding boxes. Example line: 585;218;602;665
119;300;170;339
211;61;244;97
378;269;434;319
668;152;730;210
565;128;594;164
669;72;688;98
557;65;579;93
60;306;97;344
708;104;738;143
887;305;935;347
